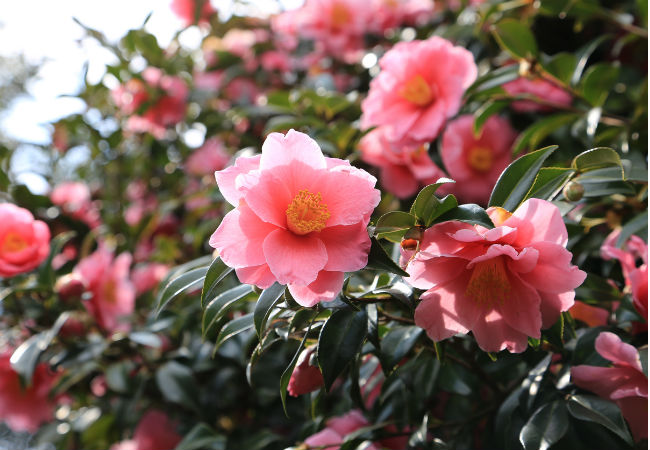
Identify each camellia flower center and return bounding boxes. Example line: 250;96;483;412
467;147;493;172
286;190;331;235
400;75;435;107
465;257;511;305
1;232;28;253
330;2;351;28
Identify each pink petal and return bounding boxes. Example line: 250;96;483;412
317;165;380;226
209;206;279;268
418;221;476;256
595;332;644;371
506;198;568;246
214;155;261;206
288;271;344;307
263;229;327;285
243;172;294;228
520;241;586;293
327;410;369;436
381;164;420;199
235;264;276;289
406;256;466;290
617;396;648;441
538;291;575;328
471;309;529;353
304;429;342;450
571;365;624;399
319;223;371;272
260;129;326;171
495;273;542;338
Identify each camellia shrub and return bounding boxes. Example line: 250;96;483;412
0;0;647;449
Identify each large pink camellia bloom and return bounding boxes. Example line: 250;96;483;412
406;198;586;353
503;77;572;113
110;410;182;450
360;127;446;199
170;0;215;27
571;332;648;441
361;37;477;147
209;130;380;307
112;68;188;139
73;246;135;333
0;354;58;432
0;203;50;278
439;115;516;205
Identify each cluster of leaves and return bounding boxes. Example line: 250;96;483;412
0;0;646;450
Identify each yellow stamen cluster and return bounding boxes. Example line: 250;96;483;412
1;232;28;253
286;190;330;235
465;257;511;306
467;147;493;172
331;2;350;27
400;75;435;107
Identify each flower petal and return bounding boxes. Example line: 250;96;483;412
260;129;326;171
263;229;327;285
288;271;344;307
320;223;371;272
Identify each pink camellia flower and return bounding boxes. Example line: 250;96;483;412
503;77;573;113
73;246;135;333
569;300;609;327
304;410;377;450
132;263;170;296
51;181;101;228
439;115;516;205
406;198;586;353
0;354;58;432
370;0;434;32
288;346;324;396
209;130;380;307
110;410;182;450
361;37;477;147
112;68;188;139
185;137;230;176
0;203;50;278
601;229;648;330
170;0;215;27
571;332;648;441
360;127;446;199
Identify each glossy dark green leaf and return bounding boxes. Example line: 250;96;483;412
513;114;578;154
156;266;208;315
519;401;569;450
466;64;518;97
489;145;558;211
10;312;69;384
566;394;633;445
128;331;162;348
253;283;285;338
434;204;494;229
201;257;234;308
318;308;368;390
492;19;539;59
409;179;456;226
365;237;409;277
155;361;200;411
375;211;417;243
616;212;648;247
576;179;636;197
542;52;577;86
571;147;623;173
580;64;620;107
571;35;613;85
213;312;255;352
175;423;226;450
474;100;509;135
524;167;576;201
380;326;423;370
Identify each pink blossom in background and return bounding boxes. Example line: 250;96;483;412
193;70;224;91
170;0;215;27
406;198;586;353
132;263;170;295
601;229;648;330
112;68;188;139
370;0;435;32
288;346;324;396
569;300;609;327
503;77;572;113
304;410;377;450
185;137;230;176
260;50;293;73
51;181;101;228
360;126;446;199
439;115;516;205
73;246;135;333
361;37;477;147
0;203;50;277
571;332;648;441
0;354;58;432
209;130;380;307
110;410;182;450
224;78;262;105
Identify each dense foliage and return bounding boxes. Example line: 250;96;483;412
0;1;647;449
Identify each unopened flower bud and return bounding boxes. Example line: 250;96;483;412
563;181;585;202
54;273;87;303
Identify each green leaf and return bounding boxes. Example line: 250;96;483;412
365;237;409;277
318;308;368;391
38;231;76;286
155;361;200;411
571;35;613;85
566;394;634;446
434;204;494;229
253;283;285;338
580;64;620;107
492;19;539;60
513;114;579;154
571;147;623;173
202;284;253;337
489;145;558;211
175;423;226;450
10;313;70;384
380;326;423;371
474;100;509;135
201;257;234;308
409;180;457;227
213;312;255;353
519;401;569;450
466;65;519;97
156;266;208;315
575;179;636;197
542;52;577;86
524;167;575;201
616;212;648;247
375;211;417;243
